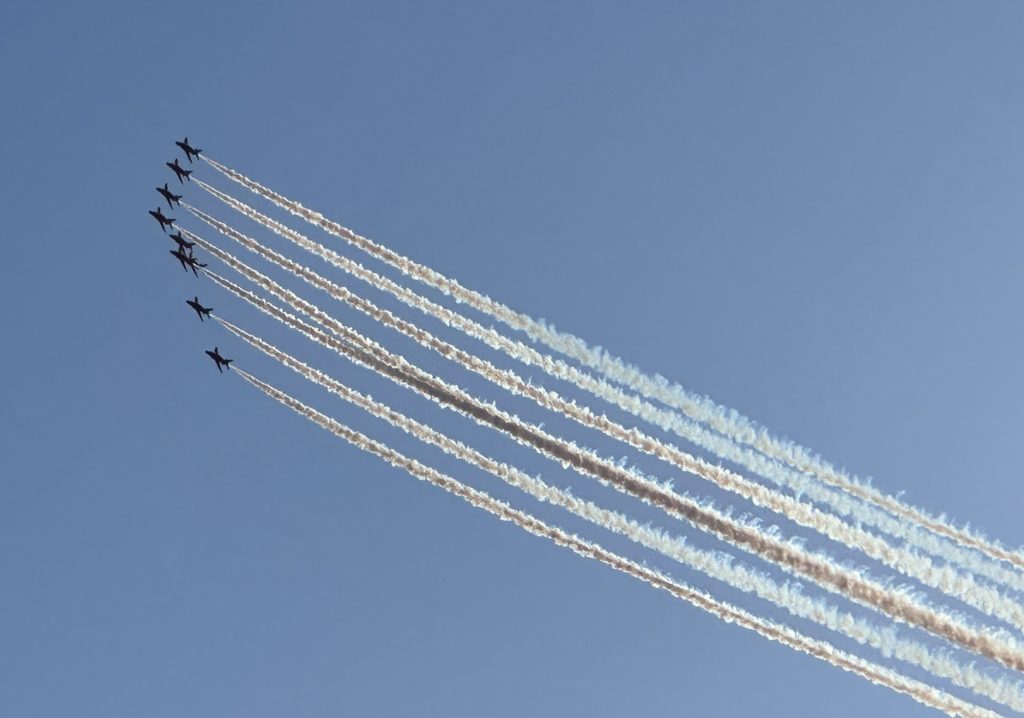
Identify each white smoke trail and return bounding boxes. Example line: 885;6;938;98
188;184;1024;597
234;365;1001;718
201;155;1024;575
196;260;1024;671
180;218;1024;630
222;317;1024;712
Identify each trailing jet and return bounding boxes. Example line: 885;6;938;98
170;247;207;276
150;207;175;232
175;137;202;163
156;182;182;210
168;230;195;251
166;158;192;184
186;296;213;321
205;346;233;373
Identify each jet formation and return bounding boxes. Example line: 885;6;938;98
151;137;231;373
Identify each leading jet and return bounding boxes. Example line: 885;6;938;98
186;296;213;322
175;137;202;163
168;230;195;252
156;182;182;210
170;247;207;276
149;207;175;232
205;346;233;373
166;158;192;184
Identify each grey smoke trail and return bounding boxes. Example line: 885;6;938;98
221;317;1024;711
201;155;1024;575
196;259;1024;672
234;366;1000;718
180;216;1024;630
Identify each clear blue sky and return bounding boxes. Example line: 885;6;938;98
2;2;1023;716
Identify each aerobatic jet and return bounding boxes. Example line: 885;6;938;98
170;247;207;276
156;183;182;210
175;137;202;163
150;207;175;232
166;158;192;184
186;296;213;322
168;230;195;252
205;346;233;373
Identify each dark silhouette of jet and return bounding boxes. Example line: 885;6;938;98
186;296;213;321
167;158;192;184
156;183;182;210
175;137;202;163
150;207;175;232
168;230;195;252
170;247;207;276
205;346;233;373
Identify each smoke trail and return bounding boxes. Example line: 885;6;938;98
190;182;1024;597
189;191;1024;599
180;218;1024;630
222;317;1024;711
201;155;1024;575
197;261;1024;672
234;366;1000;718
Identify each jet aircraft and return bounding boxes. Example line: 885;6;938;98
150;207;175;232
167;158;192;184
205;346;233;373
186;296;213;321
168;230;195;251
175;137;202;163
170;247;207;276
156;183;182;209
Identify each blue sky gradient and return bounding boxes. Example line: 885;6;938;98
2;2;1024;716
